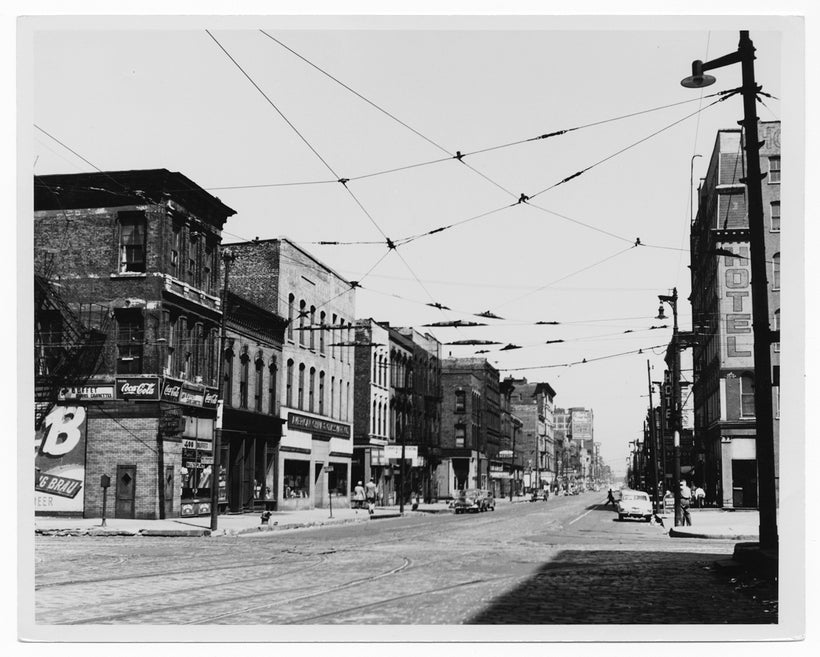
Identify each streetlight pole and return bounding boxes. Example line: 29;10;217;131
509;423;517;501
681;30;777;551
646;359;660;514
210;249;235;532
657;288;682;526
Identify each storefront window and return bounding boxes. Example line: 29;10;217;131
329;463;349;497
283;459;310;499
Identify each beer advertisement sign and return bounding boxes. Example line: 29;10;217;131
35;405;88;513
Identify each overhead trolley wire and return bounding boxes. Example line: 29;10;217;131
497;344;669;372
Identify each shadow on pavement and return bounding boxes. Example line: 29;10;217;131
467;548;778;624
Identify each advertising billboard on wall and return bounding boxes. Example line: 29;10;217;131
717;245;755;369
35;405;88;514
571;409;592;440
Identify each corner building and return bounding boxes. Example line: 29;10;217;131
227;238;356;510
689;122;781;508
34;169;234;519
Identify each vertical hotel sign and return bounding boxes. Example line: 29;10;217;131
718;245;754;368
35;405;87;513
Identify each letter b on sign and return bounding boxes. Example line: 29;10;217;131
40;406;86;456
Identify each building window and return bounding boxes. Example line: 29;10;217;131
286;359;294;407
238;353;250;408
308;367;316;413
373;356;378;382
772;253;780;290
254;357;264;412
319;311;326;354
768;156;780;183
372;400;377;434
298;363;306;410
319;371;326;415
118;211;146;273
287;294;295;341
455;423;466;448
170;224;181;276
773;309;780;353
330;376;336;417
346;382;351;422
115;310;143;374
203;246;214;294
740;374;755;418
268;358;277;414
310;306;316;350
223;347;234;405
299;301;307;347
455;390;466;413
770;201;780;232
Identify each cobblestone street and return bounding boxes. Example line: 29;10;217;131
32;494;778;627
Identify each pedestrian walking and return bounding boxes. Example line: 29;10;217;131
679;480;692;526
353;481;366;510
694;485;705;508
365;478;377;515
605;488;617;507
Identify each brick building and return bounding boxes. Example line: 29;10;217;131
34;169;235;519
226;238;356;510
507;379;557;492
689;122;781;508
437;358;500;497
498;378;524;498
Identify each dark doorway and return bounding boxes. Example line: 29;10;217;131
453;459;469;491
314;462;325;508
164;466;174;517
731;459;758;508
115;465;136;519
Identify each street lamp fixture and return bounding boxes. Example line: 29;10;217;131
681;31;778;552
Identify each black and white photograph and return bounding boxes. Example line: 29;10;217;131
14;2;810;647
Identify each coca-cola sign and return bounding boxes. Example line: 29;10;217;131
161;378;183;402
116;377;160;400
202;388;219;409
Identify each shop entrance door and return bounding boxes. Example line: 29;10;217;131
164;466;174;517
731;459;758;508
314;462;326;508
114;465;136;519
229;439;244;513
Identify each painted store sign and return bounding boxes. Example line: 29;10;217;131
35;405;87;513
287;412;350;438
57;385;115;401
116;377;160;400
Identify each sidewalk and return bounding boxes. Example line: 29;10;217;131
662;508;759;540
34;499;458;538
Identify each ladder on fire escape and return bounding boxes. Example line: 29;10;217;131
34;273;111;430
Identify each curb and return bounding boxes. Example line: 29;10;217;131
669;528;757;540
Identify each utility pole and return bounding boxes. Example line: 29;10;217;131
210;249;234;532
646;360;660;514
509;423;517;501
658;288;682;526
680;28;777;553
399;394;406;515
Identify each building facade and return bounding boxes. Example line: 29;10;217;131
227;238;356;510
508;379;557;492
689;122;781;508
34;169;235;519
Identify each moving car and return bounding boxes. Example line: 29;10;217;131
453;489;495;513
617;489;653;521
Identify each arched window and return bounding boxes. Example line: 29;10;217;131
299;300;307;346
268;357;278;414
372;400;377;434
740;374;755;418
319;311;326;354
373;355;378;382
254;355;264;412
286;359;294;407
239;352;250;409
773;309;780;353
308;367;316;412
223;347;234;406
330;376;336;417
287;293;295;341
310;306;316;350
319;371;326;415
298;363;306;409
772;253;780;290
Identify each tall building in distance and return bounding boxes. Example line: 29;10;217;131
507;379;557;492
689;121;781;508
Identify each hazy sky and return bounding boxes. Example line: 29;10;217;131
25;14;798;474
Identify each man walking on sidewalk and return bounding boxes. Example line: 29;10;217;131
365;478;377;515
680;480;692;526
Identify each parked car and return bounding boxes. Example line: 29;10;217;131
617;489;653;521
530;490;549;502
453;489;495;513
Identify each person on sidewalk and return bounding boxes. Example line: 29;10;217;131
694;485;705;508
365;478;377;515
679;480;692;526
605;488;617;507
353;481;366;510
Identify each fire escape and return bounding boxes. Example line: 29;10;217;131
34;264;111;430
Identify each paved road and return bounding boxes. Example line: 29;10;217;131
34;493;777;625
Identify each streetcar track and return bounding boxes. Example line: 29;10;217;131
187;556;413;625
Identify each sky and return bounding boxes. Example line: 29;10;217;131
23;13;800;476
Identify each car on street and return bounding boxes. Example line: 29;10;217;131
453;488;495;513
616;489;653;521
